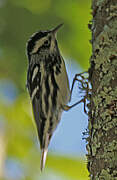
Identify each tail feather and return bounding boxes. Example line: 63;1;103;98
40;148;48;171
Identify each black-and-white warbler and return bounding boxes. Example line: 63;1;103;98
26;24;83;171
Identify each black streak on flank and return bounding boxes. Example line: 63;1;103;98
55;66;61;75
48;116;53;133
39;97;47;149
54;56;61;75
51;69;59;108
44;75;50;114
27;31;48;61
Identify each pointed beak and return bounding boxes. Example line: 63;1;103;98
51;23;63;35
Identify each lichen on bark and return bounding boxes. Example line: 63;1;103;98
87;0;117;179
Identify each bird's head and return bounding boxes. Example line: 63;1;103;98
27;24;63;60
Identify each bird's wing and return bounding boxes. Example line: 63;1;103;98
27;62;41;99
27;62;44;145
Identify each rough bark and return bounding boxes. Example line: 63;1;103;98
87;0;117;179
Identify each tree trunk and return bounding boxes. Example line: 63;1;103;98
87;0;117;179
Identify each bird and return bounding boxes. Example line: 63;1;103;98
26;24;81;171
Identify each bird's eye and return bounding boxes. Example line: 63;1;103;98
44;40;49;46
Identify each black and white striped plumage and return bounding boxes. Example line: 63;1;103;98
26;24;70;171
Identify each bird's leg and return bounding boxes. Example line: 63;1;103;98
69;71;88;101
63;71;91;114
63;98;85;111
62;96;89;114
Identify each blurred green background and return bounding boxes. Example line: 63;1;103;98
0;0;91;179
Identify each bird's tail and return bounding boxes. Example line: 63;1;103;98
40;148;48;171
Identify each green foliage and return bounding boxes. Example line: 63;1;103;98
0;0;91;179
